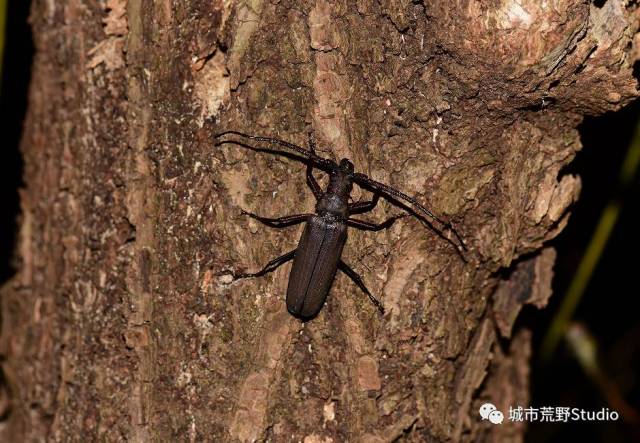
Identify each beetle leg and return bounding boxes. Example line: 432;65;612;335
346;214;407;231
306;164;323;200
352;171;467;251
348;193;380;215
241;210;311;228
235;249;296;279
305;133;324;200
338;261;384;314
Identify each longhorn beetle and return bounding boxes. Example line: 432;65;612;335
215;130;466;319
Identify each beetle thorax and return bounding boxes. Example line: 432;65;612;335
316;170;352;219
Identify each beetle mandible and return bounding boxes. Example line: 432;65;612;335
215;130;466;320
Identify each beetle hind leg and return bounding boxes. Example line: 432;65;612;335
338;261;384;314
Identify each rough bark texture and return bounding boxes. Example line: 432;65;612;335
1;0;638;442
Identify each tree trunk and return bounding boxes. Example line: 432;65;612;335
1;1;638;441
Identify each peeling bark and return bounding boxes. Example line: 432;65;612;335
1;0;638;442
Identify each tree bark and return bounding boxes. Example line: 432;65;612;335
1;0;638;441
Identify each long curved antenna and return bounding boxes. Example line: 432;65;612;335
215;130;335;170
352;172;467;251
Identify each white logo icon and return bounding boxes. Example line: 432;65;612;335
488;410;504;424
479;403;503;424
479;403;496;420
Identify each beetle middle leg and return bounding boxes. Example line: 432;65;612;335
241;210;311;229
338;261;384;314
347;214;407;231
235;249;296;279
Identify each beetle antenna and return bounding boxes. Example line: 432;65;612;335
353;173;467;251
215;130;335;170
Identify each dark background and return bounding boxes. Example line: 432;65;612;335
1;2;638;441
0;0;29;284
525;101;640;442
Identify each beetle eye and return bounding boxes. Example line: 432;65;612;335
339;159;354;173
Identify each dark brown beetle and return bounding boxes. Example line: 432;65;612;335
215;131;465;319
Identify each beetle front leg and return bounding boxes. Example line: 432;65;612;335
338;261;384;314
348;193;380;215
241;210;311;228
346;213;407;231
235;249;296;279
306;164;323;200
306;132;324;200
